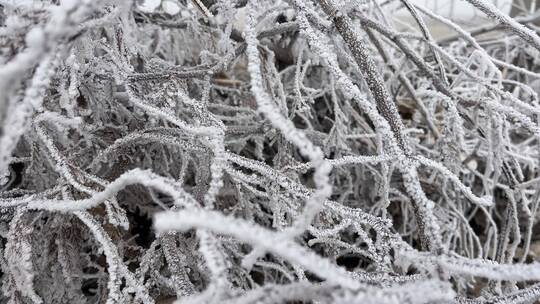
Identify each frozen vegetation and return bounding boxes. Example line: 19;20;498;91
1;0;540;303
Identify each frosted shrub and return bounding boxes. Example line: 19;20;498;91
2;0;540;303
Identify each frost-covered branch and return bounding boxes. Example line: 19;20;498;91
1;0;540;303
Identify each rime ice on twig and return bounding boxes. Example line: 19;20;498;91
1;0;540;303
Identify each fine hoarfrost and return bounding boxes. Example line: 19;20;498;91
1;0;540;303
